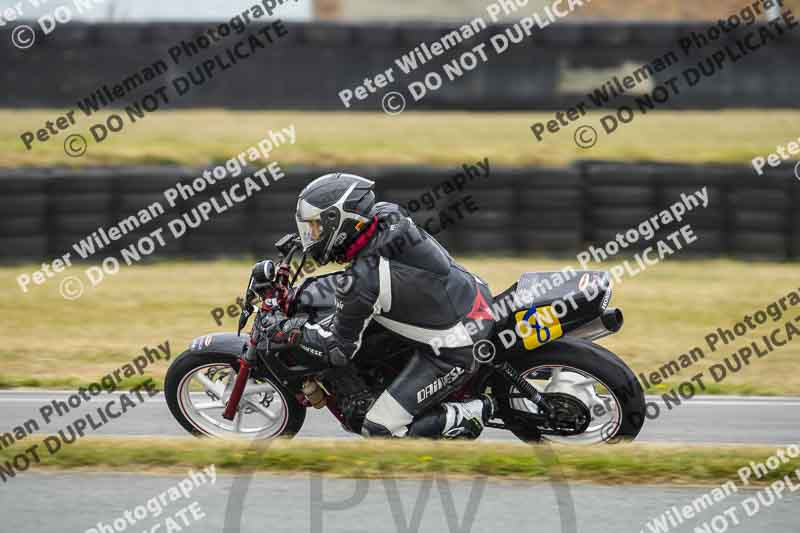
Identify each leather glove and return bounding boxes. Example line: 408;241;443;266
271;316;305;349
257;311;304;351
256;310;286;349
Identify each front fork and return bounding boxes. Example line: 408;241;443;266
222;274;290;420
222;339;256;421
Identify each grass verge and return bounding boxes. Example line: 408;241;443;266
2;437;796;486
3;257;799;395
3;109;798;167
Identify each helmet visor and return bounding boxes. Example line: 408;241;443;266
296;198;325;251
296;217;324;250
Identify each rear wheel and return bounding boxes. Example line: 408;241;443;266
165;351;306;439
495;340;645;444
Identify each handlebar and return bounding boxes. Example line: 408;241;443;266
237;234;304;336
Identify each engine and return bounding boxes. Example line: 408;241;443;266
324;367;376;434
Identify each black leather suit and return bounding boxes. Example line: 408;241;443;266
299;202;494;437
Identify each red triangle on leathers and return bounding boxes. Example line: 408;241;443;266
466;289;494;321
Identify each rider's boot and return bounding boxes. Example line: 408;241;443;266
407;395;497;439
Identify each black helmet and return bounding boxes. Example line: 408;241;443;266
295;173;375;265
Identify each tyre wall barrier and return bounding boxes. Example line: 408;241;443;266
0;161;797;263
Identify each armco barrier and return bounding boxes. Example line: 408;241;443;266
1;20;799;110
0;162;797;263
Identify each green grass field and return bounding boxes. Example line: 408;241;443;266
2;437;796;486
2;257;798;395
4;109;797;167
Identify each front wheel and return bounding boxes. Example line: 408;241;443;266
495;338;646;444
165;351;306;439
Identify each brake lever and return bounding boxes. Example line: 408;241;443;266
237;302;254;336
237;276;256;336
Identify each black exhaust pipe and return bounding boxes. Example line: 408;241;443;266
601;308;624;333
568;308;624;341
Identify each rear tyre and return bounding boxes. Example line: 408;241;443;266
165;351;306;439
495;339;645;444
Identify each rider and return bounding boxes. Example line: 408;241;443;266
270;172;497;439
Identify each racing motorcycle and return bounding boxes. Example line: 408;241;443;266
165;234;646;444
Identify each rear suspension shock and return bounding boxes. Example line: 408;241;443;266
493;361;551;417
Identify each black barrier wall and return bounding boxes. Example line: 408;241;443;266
2;20;799;110
0;162;797;264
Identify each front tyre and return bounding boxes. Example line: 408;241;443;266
496;338;646;444
165;351;306;439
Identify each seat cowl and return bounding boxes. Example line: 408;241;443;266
517;270;610;306
492;270;613;337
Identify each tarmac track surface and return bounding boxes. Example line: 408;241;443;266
1;391;799;444
3;392;799;532
6;472;799;533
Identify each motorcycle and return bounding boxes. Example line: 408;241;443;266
165;233;646;444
